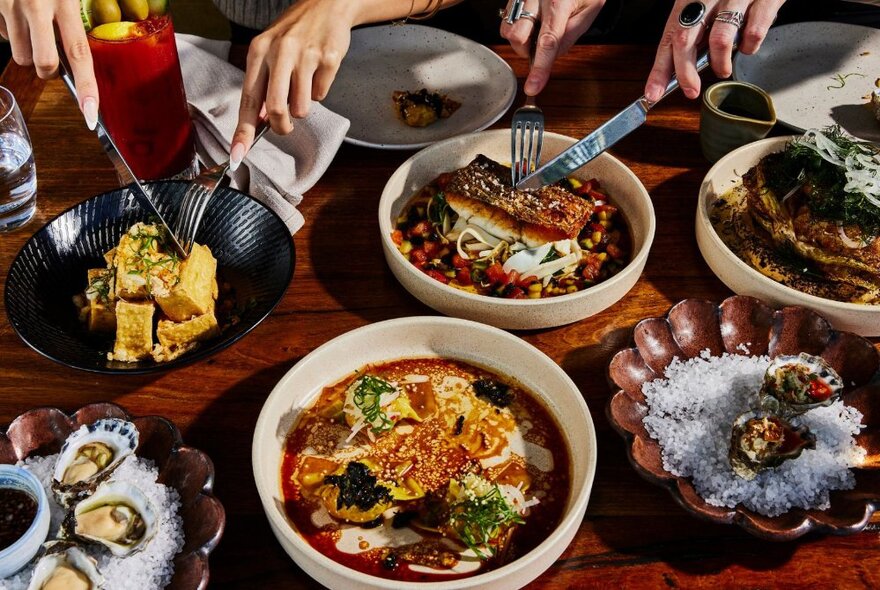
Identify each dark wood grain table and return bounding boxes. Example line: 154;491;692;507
1;44;878;589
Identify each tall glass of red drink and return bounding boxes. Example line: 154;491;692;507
88;14;197;180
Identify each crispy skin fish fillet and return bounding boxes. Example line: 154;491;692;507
444;155;593;247
743;156;880;277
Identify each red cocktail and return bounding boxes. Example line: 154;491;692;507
88;15;196;180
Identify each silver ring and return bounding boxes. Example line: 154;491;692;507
715;10;745;28
678;1;707;28
500;0;538;24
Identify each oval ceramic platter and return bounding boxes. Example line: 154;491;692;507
734;21;880;142
322;24;517;150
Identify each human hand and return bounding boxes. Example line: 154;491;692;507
229;0;353;170
0;0;99;129
500;0;605;96
645;0;785;103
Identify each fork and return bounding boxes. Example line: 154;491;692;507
511;34;544;187
173;119;271;255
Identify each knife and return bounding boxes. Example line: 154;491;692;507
516;49;713;191
57;59;187;258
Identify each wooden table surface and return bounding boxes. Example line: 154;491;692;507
1;44;879;589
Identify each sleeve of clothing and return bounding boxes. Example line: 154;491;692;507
211;0;295;30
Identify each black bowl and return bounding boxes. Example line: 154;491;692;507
5;181;295;374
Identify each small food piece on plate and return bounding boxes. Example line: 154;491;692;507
729;411;816;481
155;243;218;321
111;300;154;362
85;268;116;333
26;541;103;590
114;223;180;300
154;307;220;361
759;353;844;415
280;358;568;580
393;89;461;127
872;80;880;122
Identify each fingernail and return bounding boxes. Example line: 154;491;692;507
524;80;538;95
684;87;699;99
82;97;98;131
229;142;245;172
645;84;662;102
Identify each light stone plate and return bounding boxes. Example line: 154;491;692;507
695;136;880;337
252;316;597;590
378;129;656;330
323;24;516;149
733;22;880;143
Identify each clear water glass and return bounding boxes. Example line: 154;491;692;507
0;86;36;232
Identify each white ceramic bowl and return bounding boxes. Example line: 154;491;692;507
0;465;50;578
696;136;880;337
252;316;597;590
378;129;656;330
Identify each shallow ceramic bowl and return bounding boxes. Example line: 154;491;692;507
695;136;880;337
379;129;655;329
5;181;295;373
253;316;597;589
607;295;880;541
0;466;50;578
0;403;225;588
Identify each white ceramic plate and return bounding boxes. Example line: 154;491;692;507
322;24;517;149
378;129;655;330
695;136;880;337
252;316;597;590
733;22;880;142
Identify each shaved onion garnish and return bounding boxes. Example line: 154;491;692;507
836;222;873;249
455;226;504;260
794;129;880;210
499;482;540;515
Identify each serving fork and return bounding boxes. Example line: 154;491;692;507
173;119;271;256
510;30;543;187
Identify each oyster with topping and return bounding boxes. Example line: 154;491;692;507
61;481;157;557
729;411;817;480
52;419;139;507
760;353;844;415
26;541;103;590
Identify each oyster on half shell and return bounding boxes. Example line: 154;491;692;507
52;419;139;507
729;411;817;480
61;481;157;557
26;541;103;590
759;353;844;415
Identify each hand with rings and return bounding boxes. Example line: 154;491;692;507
645;0;786;102
500;0;606;96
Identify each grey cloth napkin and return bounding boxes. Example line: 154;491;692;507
176;33;350;233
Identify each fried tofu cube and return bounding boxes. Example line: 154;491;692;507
114;225;180;300
156;309;220;349
86;269;116;333
111;300;154;362
103;247;117;267
156;244;217;321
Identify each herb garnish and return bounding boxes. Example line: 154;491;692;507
353;375;397;434
826;72;865;90
447;481;524;558
85;273;112;303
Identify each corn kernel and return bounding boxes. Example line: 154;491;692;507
568;178;582;189
598;252;608;261
400;240;413;254
598;211;609;221
580;239;594;250
529;291;542;299
528;283;542;293
591;231;603;243
600;220;611;228
566;285;578;294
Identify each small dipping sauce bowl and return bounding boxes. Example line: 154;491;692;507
700;81;776;163
0;465;50;578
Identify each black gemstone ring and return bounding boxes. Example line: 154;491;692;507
678;1;707;28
